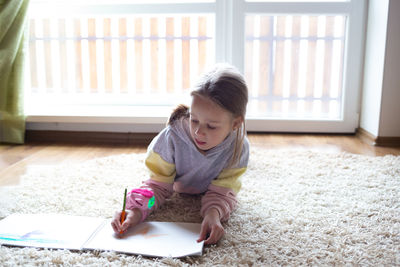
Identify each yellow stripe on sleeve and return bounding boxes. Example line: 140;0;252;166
145;150;176;184
211;167;247;194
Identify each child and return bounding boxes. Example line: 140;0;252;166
111;64;249;245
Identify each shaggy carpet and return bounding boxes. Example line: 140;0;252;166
0;149;399;266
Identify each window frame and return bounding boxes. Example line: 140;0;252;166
226;0;366;133
26;0;367;133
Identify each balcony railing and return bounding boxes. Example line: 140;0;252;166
27;13;346;120
27;14;215;107
245;15;346;119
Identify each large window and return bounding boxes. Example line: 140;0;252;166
26;0;366;133
26;1;216;118
245;15;346;120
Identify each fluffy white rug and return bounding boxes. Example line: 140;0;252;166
0;149;399;266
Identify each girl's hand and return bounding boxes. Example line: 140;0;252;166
111;208;142;235
197;208;224;245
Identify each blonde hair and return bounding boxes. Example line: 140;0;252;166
169;64;248;167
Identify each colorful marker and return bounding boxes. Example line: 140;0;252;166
120;188;127;234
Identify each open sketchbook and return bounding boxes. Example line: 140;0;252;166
0;213;204;258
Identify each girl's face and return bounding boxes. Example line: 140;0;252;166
189;95;242;152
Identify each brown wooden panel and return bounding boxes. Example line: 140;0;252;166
198;16;207;75
182;17;190;90
88;18;98;92
103;18;113;92
150;17;159;92
74;19;83;92
134;18;143;93
119;18;128;93
166;17;174;93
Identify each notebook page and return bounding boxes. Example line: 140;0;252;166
84;220;204;258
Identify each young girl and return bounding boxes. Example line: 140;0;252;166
111;64;249;245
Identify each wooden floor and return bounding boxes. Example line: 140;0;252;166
1;133;399;187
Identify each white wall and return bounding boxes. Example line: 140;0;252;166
379;0;400;136
360;0;388;136
360;0;400;137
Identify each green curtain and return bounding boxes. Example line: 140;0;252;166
0;0;30;144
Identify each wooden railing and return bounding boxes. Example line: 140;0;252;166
28;15;214;104
245;15;346;119
27;14;346;119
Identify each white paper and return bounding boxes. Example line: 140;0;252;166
0;214;204;258
0;213;104;250
85;220;204;258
